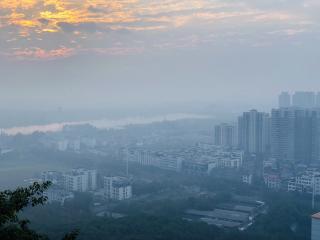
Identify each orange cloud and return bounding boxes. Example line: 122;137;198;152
0;0;37;10
13;47;74;60
1;0;297;34
0;0;310;60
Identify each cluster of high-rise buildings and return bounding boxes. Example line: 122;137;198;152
270;107;320;163
279;91;320;108
214;91;320;165
214;111;271;154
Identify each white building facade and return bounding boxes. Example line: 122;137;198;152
103;176;132;201
63;169;97;192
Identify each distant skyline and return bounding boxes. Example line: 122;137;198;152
1;0;320;110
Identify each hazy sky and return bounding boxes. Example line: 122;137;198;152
0;0;319;110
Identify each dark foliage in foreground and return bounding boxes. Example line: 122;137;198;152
0;182;78;240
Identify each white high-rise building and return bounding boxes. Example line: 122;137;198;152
63;169;97;192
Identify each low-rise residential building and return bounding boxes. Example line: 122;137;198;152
57;140;69;151
182;161;211;175
56;139;82;152
103;176;132;201
41;171;63;185
125;149;154;166
185;208;250;229
214;156;242;169
287;169;320;195
154;153;183;172
242;174;253;185
68;139;81;152
263;172;281;190
126;145;243;174
81;137;97;149
44;187;74;205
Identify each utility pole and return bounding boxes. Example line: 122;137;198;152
124;148;129;176
313;172;316;210
126;155;129;176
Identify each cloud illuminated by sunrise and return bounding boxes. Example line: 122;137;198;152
0;0;315;60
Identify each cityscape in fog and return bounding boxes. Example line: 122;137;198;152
1;1;320;240
1;91;320;239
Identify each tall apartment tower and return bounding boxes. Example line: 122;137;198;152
271;108;320;164
311;213;320;240
270;108;294;162
279;92;291;108
312;110;320;163
214;123;237;147
238;110;270;154
63;169;97;192
292;91;315;108
316;92;320;107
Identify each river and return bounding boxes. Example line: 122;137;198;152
0;113;212;136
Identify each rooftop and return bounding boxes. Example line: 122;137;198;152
312;212;320;220
186;209;249;223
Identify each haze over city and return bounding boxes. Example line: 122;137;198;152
1;1;320;240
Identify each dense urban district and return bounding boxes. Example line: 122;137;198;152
2;92;320;239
